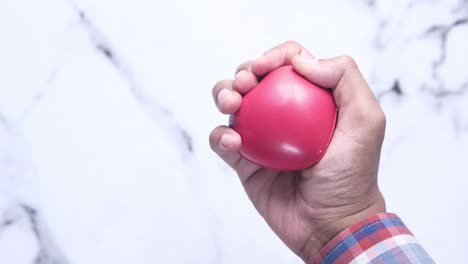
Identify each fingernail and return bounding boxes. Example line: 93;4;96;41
235;69;248;79
220;134;234;148
217;88;232;106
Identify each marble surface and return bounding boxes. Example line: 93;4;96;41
1;0;467;263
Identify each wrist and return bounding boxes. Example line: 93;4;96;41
300;190;386;263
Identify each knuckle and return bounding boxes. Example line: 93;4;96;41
338;55;358;69
370;109;386;138
213;79;231;90
366;107;386;130
212;79;231;96
375;109;386;129
236;61;253;73
282;40;303;49
353;103;385;124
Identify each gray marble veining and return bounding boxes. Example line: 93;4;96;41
0;0;467;263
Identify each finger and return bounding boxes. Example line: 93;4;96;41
209;126;262;182
209;125;242;158
252;41;314;76
291;54;383;123
233;69;259;94
212;79;242;114
232;61;259;94
235;60;254;75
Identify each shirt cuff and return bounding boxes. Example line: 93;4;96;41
312;213;434;264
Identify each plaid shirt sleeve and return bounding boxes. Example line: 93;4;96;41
312;213;434;264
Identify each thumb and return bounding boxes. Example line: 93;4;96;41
291;54;385;136
291;54;379;111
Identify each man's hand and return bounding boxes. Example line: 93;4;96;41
209;41;386;263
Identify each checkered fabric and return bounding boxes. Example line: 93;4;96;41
312;213;434;264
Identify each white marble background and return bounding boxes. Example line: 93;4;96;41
0;0;467;263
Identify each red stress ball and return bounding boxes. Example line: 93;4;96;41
230;65;337;171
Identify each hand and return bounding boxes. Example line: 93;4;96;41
209;41;386;263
